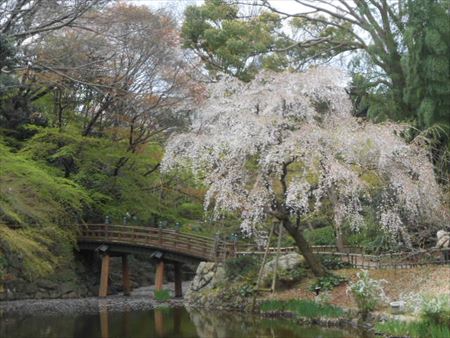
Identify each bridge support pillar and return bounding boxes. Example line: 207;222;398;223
155;260;165;291
122;255;131;296
99;254;110;297
174;262;182;298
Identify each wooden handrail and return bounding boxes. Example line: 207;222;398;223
78;224;232;261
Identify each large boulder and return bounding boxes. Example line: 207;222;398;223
189;262;225;292
261;252;305;286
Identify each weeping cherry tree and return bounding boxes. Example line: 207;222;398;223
161;67;447;277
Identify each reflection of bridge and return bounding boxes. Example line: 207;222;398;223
77;224;239;298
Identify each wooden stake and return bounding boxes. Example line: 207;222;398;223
251;223;275;311
271;223;283;293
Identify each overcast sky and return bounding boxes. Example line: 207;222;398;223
129;0;306;15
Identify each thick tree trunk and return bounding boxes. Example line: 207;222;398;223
282;219;328;277
276;162;328;277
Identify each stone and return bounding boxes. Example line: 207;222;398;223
390;301;406;314
261;252;305;281
187;262;226;294
37;280;58;290
436;230;450;248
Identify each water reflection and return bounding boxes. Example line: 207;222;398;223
1;306;365;338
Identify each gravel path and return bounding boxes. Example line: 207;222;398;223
0;282;190;316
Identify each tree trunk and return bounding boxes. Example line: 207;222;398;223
282;219;328;277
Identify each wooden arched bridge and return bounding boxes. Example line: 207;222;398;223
77;224;241;298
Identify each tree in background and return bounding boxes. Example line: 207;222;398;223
162;68;448;276
0;3;207;226
182;0;288;81
404;0;450;178
0;0;106;41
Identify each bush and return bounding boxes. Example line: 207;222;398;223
154;289;171;302
347;270;387;320
224;255;259;281
310;274;346;292
320;255;351;270
420;295;450;327
304;226;335;245
401;293;450;327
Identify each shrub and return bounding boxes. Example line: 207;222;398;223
401;293;450;327
304;226;335;245
319;255;351;270
420;295;450;327
224;255;258;281
347;270;387;320
154;289;171;302
310;274;346;292
238;283;255;297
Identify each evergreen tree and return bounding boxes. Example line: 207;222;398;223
405;0;450;179
405;0;450;129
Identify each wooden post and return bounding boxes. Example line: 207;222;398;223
99;254;110;297
271;223;283;293
174;262;183;298
252;223;275;312
155;260;165;291
122;255;131;296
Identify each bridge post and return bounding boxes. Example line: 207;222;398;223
122;255;131;296
174;262;182;298
99;254;110;297
155;260;165;291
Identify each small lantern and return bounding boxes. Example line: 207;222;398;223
314;286;321;296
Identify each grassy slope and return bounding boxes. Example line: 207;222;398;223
0;142;88;280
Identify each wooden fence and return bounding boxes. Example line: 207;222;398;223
315;248;450;269
236;244;449;269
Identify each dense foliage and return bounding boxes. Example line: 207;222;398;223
0;3;210;282
0;142;88;278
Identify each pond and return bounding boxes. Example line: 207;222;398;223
0;306;366;338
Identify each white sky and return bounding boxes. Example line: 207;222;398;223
129;1;307;15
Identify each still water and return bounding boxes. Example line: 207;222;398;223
1;306;361;338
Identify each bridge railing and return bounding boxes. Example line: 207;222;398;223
79;224;236;261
